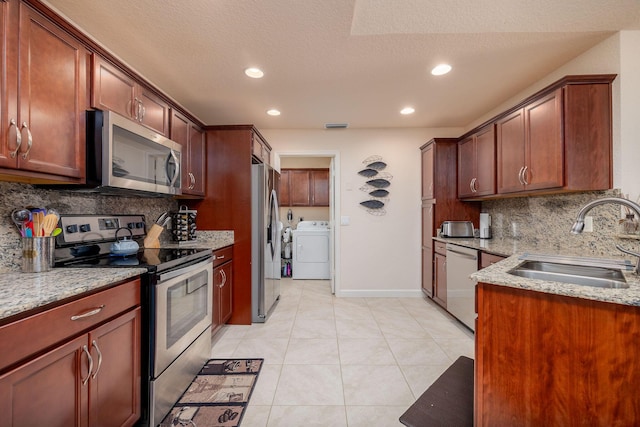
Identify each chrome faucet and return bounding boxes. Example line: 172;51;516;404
571;196;640;273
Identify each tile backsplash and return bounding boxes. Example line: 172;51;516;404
0;182;180;272
481;189;640;257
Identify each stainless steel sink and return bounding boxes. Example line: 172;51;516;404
508;260;629;288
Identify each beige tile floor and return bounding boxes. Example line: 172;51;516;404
210;278;474;427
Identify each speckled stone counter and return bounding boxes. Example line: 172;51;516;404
434;237;640;307
0;268;146;322
0;230;234;323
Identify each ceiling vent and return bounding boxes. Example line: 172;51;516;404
324;123;349;129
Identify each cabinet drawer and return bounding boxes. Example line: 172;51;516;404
434;241;447;255
213;246;233;267
0;278;140;372
480;252;507;269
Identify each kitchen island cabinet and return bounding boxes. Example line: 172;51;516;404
0;277;141;427
475;282;640;426
0;0;87;184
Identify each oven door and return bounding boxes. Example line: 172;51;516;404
154;258;212;376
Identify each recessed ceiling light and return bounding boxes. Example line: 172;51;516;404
431;64;452;76
244;67;264;78
400;107;415;115
266;109;281;116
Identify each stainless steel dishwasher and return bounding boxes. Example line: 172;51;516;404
446;243;478;331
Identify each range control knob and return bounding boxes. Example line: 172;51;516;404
66;224;78;233
79;224;91;232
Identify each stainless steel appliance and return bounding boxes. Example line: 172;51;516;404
440;221;474;238
445;243;478;331
84;110;182;196
251;163;281;323
479;213;492;239
53;214;212;426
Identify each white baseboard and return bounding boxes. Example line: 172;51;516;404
335;289;425;298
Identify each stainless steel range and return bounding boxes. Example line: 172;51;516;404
54;214;213;427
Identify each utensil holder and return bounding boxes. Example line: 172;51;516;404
21;237;55;273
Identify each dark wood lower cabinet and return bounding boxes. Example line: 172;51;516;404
475;283;640;426
0;307;141;427
212;245;234;335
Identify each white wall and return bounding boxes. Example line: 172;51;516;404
261;127;463;297
262;30;640;297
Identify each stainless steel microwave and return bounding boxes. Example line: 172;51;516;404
85;110;181;196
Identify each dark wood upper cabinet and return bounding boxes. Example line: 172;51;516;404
458;125;496;199
92;55;170;137
171;110;205;197
0;0;87;183
490;75;614;197
280;168;330;207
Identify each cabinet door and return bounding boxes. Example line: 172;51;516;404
171;111;190;192
422;247;433;298
421;143;434;200
497;109;526;194
279;170;291;206
524;89;563;191
474;126;496;196
0;335;87;427
218;261;233;324
457;136;475;198
311;169;329;206
138;86;170;136
433;253;447;307
92;55;137;121
15;3;87;180
290;170;311;206
88;308;141;427
0;0;14;169
188;124;206;196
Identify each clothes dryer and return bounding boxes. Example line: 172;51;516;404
292;221;330;279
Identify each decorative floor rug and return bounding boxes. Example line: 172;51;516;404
160;359;263;427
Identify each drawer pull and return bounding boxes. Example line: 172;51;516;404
71;305;105;321
216;255;225;260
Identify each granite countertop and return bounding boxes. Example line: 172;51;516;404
435;236;640;307
0;231;234;323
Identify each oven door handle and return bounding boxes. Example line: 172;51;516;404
158;257;212;282
187;272;208;294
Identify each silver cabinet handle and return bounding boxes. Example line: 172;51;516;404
91;340;103;379
133;97;139;120
139;102;145;121
216;255;225;260
469;178;474;193
517;166;525;185
20;122;32;160
71;305;105;321
81;344;93;386
522;166;529;185
8;119;21;158
188;172;195;189
219;269;227;287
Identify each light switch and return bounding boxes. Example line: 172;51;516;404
340;216;350;226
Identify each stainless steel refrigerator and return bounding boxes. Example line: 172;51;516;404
251;163;281;323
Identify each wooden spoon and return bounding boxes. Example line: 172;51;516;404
42;213;58;237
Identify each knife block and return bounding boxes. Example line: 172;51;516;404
144;224;163;248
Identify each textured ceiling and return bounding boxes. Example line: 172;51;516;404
42;0;640;129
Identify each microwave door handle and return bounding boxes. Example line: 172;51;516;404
166;149;180;187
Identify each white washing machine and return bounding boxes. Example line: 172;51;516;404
292;221;330;279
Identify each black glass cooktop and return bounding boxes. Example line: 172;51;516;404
55;247;211;272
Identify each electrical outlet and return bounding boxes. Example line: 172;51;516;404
584;216;594;232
